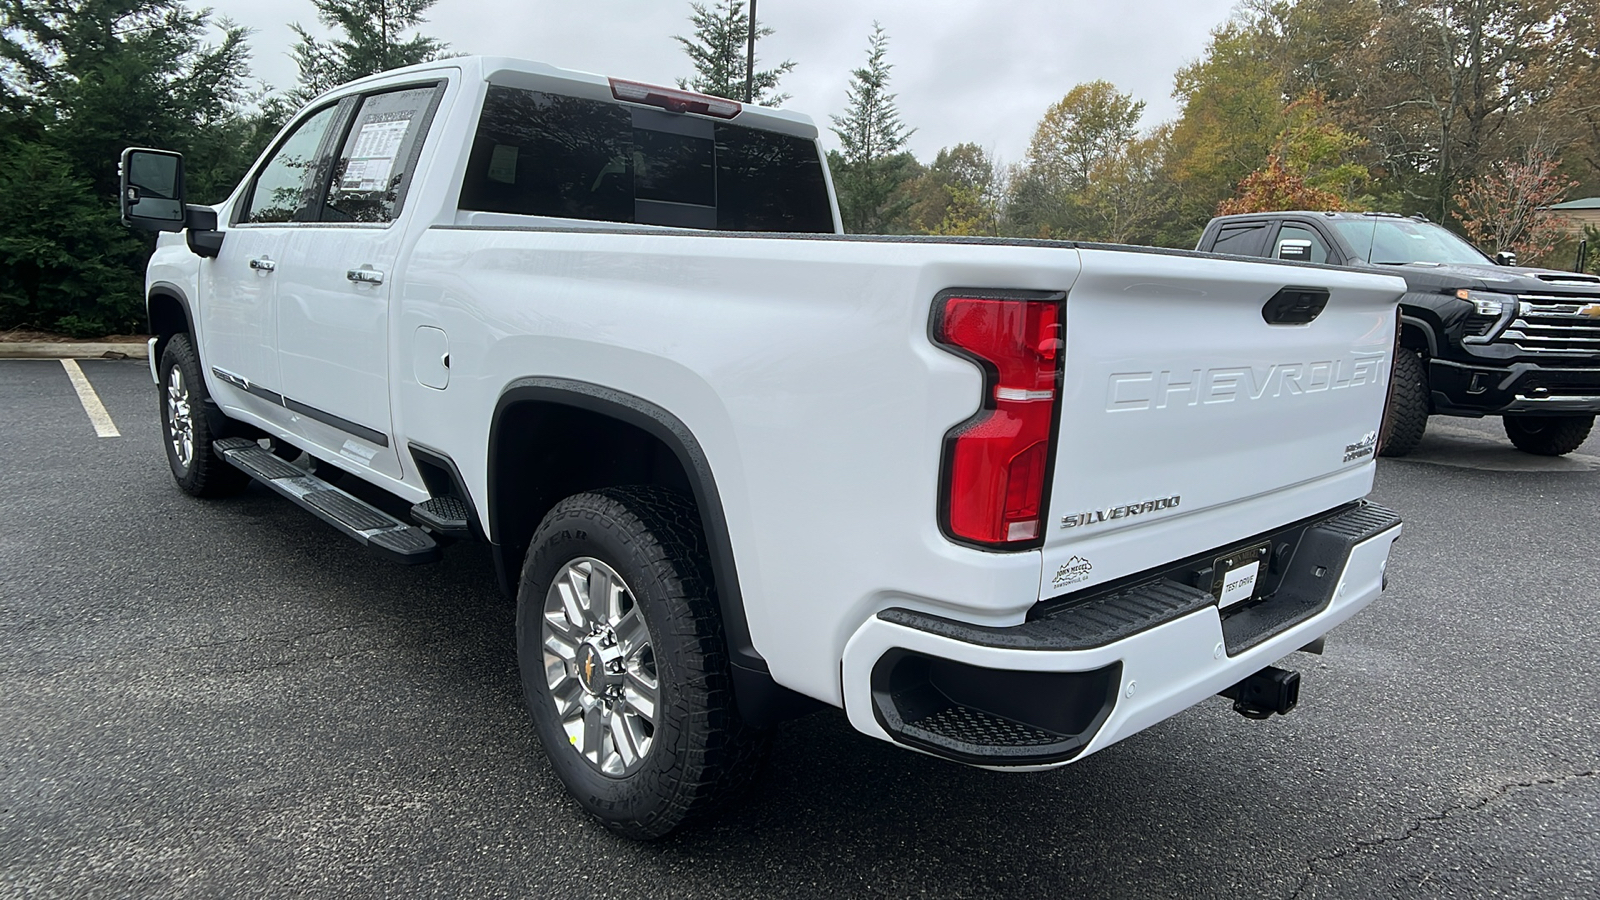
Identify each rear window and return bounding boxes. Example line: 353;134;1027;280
459;85;834;233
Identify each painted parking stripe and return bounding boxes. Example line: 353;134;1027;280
59;359;121;438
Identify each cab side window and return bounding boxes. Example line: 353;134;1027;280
1210;222;1270;257
323;86;441;223
1275;224;1332;264
241;105;340;224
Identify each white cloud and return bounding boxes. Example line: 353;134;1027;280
218;0;1236;164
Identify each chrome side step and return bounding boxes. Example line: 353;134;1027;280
214;437;440;565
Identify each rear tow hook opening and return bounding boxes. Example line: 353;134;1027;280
1219;666;1300;720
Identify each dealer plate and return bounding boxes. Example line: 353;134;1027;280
1211;542;1271;610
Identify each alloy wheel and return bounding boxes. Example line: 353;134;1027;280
541;557;659;776
166;364;194;471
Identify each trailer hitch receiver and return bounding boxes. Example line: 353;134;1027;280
1219;666;1300;719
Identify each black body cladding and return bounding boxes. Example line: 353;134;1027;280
488;377;821;728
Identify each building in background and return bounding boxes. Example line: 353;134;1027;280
1547;198;1600;236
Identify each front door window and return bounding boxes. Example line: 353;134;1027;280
242;105;340;224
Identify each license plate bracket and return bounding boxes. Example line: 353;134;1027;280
1211;542;1271;610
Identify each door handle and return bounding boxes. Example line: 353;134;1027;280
249;257;276;272
346;266;385;285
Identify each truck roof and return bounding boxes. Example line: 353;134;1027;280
1209;210;1433;224
307;55;821;141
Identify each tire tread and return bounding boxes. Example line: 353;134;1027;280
160;334;249;498
518;485;765;839
1380;348;1429;458
1503;414;1595;456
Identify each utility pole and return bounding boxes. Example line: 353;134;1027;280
745;0;757;102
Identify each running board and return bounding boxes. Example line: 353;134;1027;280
214;437;440;565
411;496;472;538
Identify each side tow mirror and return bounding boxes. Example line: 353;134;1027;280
120;148;187;231
1494;250;1519;267
120;147;225;258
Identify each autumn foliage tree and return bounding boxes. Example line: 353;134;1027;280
1453;153;1577;264
1217;155;1344;215
1008;81;1147;239
906;143;1000;236
1218;92;1369;215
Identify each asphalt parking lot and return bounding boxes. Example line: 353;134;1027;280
2;359;1597;898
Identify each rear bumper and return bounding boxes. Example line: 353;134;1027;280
841;503;1402;769
1430;358;1600;416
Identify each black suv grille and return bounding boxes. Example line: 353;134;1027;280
1500;295;1600;355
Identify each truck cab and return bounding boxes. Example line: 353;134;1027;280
1197;211;1600;456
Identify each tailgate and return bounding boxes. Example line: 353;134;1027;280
1039;249;1404;598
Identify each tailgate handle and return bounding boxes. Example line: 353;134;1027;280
1262;286;1329;325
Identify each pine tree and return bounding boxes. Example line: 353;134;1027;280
0;0;257;335
1;0;254;197
831;24;912;167
674;1;794;104
829;23;917;233
290;0;449;101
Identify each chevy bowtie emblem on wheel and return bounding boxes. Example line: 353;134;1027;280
583;650;595;686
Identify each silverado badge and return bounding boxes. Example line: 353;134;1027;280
1061;495;1181;529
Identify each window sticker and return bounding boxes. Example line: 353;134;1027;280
341;117;412;191
487;144;518;184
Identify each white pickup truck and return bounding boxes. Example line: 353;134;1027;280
121;56;1406;838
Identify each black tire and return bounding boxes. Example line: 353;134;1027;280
1503;414;1595;456
515;486;765;839
1379;348;1429;457
159;334;249;497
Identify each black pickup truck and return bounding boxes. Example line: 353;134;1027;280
1197;211;1600;456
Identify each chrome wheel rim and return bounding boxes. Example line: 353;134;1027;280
542;557;658;777
166;364;194;471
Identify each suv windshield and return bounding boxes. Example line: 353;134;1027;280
1332;218;1492;266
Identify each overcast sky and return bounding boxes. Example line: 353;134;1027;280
221;0;1240;165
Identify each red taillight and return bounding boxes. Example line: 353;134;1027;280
608;78;742;119
935;294;1064;547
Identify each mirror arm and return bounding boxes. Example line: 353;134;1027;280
184;205;224;258
184;205;215;231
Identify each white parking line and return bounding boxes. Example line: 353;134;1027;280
59;359;121;438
